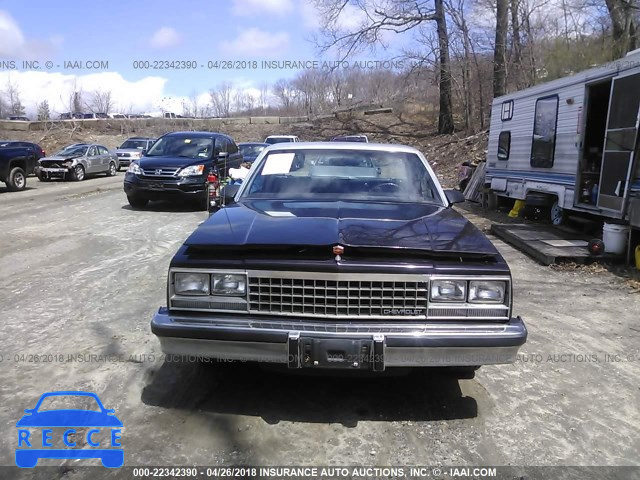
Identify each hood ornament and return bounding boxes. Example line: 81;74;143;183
333;245;344;262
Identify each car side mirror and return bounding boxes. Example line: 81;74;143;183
445;189;466;205
140;150;146;156
24;409;33;414
221;184;240;206
217;151;229;161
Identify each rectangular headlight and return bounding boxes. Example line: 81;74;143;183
468;280;506;303
430;279;466;302
212;274;246;296
174;272;210;296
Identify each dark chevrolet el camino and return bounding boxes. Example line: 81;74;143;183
151;143;527;375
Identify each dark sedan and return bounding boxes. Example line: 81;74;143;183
151;143;527;377
237;142;269;164
123;131;242;209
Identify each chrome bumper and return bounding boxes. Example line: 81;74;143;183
151;308;527;369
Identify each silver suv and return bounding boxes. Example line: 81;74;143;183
115;137;156;171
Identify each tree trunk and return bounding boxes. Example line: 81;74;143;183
435;0;455;134
494;0;509;97
510;0;523;88
605;0;638;57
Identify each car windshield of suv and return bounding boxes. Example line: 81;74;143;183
243;149;443;205
37;395;101;412
265;137;293;144
56;145;88;156
239;144;266;157
120;140;147;149
145;136;213;159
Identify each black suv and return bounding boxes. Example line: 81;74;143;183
123;131;242;209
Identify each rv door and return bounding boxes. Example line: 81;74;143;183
597;72;640;214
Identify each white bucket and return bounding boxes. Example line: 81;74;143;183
602;223;629;255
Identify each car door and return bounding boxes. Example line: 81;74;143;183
97;146;111;171
226;138;242;170
85;146;100;173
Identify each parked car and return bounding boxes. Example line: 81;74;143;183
330;134;369;142
115;137;156;171
237;142;269;164
150;142;527;377
264;135;300;144
8;116;30;121
36;144;119;181
83;113;98;119
0;142;43;190
123;131;242;209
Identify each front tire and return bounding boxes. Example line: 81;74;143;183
36;171;50;182
6;167;26;191
127;195;149;209
71;164;85;181
106;161;117;176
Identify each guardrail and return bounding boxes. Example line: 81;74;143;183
0;115;311;132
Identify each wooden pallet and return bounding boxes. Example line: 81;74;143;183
463;161;486;202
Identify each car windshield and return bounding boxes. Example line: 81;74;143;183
265;137;293;144
239;144;266;157
37;395;101;412
56;145;88;156
120;140;147;149
242;149;444;205
145;136;213;158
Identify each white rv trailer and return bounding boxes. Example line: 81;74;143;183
486;50;640;225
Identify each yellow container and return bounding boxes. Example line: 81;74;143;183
636;245;640;270
508;199;526;218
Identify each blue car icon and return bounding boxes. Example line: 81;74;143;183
16;391;123;468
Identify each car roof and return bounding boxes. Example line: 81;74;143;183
239;142;269;146
162;131;222;138
126;137;155;140
266;135;298;138
262;141;421;154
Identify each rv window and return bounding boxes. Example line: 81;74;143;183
530;96;559;168
501;101;514;121
498;132;511;160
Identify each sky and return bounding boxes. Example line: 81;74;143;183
0;0;406;117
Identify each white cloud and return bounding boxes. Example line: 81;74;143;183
220;29;289;57
300;1;321;30
232;0;294;16
149;27;181;49
0;10;60;58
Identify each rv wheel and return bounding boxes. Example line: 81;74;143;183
550;200;564;225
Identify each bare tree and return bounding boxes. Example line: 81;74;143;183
89;90;113;114
37;100;51;120
209;82;232;117
312;0;455;133
604;0;638;57
4;79;26;116
494;0;509;97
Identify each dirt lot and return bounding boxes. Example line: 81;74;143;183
0;167;638;479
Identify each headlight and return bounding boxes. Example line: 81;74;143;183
62;160;74;167
212;274;246;296
174;272;210;296
178;164;205;177
430;279;466;302
127;162;142;174
468;281;506;303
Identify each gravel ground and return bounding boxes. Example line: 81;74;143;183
0;175;638;479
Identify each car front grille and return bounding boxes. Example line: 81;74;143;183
141;167;179;178
248;273;428;319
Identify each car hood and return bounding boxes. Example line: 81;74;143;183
40;154;81;162
116;148;142;154
16;410;123;428
137;156;208;168
185;200;499;257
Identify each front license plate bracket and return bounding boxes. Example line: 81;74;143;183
287;335;386;371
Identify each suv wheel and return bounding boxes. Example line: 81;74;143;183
127;195;149;209
71;164;85;181
7;167;27;191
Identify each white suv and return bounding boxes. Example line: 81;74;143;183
264;135;300;144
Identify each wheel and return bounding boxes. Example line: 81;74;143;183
106;161;117;176
550;200;564;225
36;171;50;182
71;164;85;181
6;167;26;191
127;195;149;209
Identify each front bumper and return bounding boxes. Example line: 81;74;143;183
37;166;72;178
151;308;527;369
124;174;206;200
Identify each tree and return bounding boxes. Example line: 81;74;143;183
4;79;25;116
209;82;232;117
37;100;51;120
313;0;455;133
89;90;113;114
493;0;509;97
604;0;638;57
